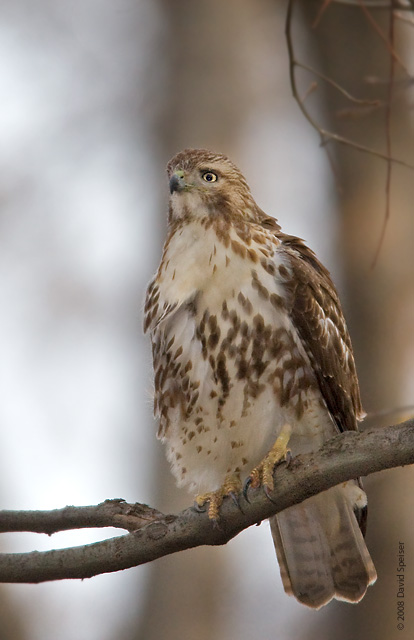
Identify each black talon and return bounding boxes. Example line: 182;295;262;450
263;485;277;504
229;491;244;514
193;501;206;513
285;450;292;468
242;477;252;502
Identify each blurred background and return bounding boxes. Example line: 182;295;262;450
0;1;413;639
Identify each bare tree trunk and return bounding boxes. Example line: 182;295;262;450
298;2;414;638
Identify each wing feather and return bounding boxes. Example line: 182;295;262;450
274;230;364;433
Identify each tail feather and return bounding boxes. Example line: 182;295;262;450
270;484;377;609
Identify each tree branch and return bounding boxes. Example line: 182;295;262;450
0;420;413;584
0;501;164;535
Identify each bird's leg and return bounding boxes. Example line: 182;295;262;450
244;423;292;499
195;472;242;522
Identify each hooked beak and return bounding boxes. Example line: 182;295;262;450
169;170;186;194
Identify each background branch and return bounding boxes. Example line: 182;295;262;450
0;419;413;584
286;0;414;170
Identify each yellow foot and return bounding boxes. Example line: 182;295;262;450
245;424;292;497
195;473;242;521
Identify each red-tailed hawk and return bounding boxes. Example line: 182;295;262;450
144;148;377;608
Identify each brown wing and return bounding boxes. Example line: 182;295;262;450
274;228;364;434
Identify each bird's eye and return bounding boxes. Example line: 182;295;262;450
202;171;218;183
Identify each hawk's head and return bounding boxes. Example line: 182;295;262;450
166;148;260;224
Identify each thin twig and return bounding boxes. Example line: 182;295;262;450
395;9;414;24
332;0;413;9
312;0;335;27
297;60;381;106
371;1;396;267
357;0;409;73
285;0;414;170
364;404;414;422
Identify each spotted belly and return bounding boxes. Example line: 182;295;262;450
152;294;319;494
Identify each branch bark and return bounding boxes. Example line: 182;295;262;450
1;420;413;584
